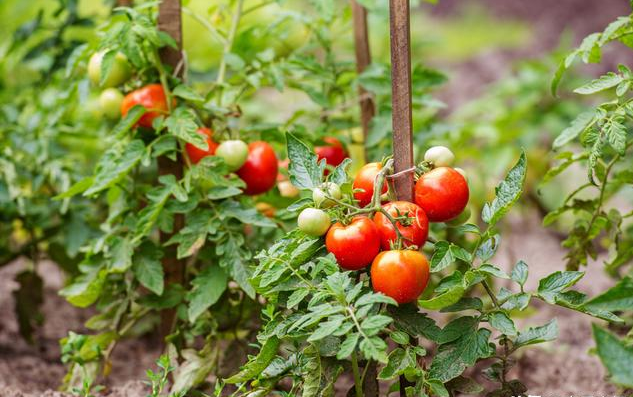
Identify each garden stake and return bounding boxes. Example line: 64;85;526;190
351;0;375;159
157;0;185;341
389;1;416;395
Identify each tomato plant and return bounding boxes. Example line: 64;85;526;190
544;7;633;389
222;133;618;396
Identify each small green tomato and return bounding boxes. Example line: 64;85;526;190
297;208;331;237
215;140;249;171
88;51;131;88
99;88;124;119
312;182;342;208
424;146;455;167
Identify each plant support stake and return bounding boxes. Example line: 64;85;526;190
389;2;416;396
389;0;414;201
351;0;375;150
157;0;185;340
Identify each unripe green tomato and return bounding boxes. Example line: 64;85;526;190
88;51;131;88
99;88;124;119
454;167;467;180
424;146;455;167
446;206;472;226
297;208;331;237
312;182;342;208
215;140;249;171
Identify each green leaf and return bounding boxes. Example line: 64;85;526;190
429;327;494;382
225;337;280;384
187;265;228;322
165;107;206;149
85;140;145;196
337;333;360;360
286;289;310;309
510;260;528;287
303;347;343;397
219;200;276;228
574;72;623;94
53;177;94;200
419;285;465;310
360;315;393;336
132;242;164;295
592;324;633;387
328;158;351;185
606;119;627;154
481;151;527;226
514;320;558;349
60;269;107;308
431;241;472;273
552;111;595;149
172;85;205;103
477;264;509;279
584;276;633;312
359;336;388;363
378;348;416;380
308;317;345;342
287;132;323;189
427;379;450;397
537;271;584;303
488;312;517;336
112;105;145;138
389;305;441;341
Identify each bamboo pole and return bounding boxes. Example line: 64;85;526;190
157;0;185;341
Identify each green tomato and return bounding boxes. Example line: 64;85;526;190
88;51;131;88
215;140;249;171
424;146;455;167
312;182;342;208
99;88;124;119
297;208;331;237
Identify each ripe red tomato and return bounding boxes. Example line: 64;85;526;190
237;141;279;195
353;162;387;208
185;127;219;164
121;84;171;129
414;167;469;222
325;217;380;270
371;250;430;304
315;137;348;167
373;201;429;250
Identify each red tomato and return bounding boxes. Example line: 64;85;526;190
237;141;279;195
353;162;387;208
373;201;429;250
185;127;219;164
121;84;171;129
371;250;430;304
414;167;469;222
325;217;380;270
315;137;348;168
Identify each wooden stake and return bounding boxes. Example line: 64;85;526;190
389;3;416;396
351;0;375;148
157;0;185;340
389;0;414;202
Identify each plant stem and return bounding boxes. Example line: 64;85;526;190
351;351;363;397
216;0;244;105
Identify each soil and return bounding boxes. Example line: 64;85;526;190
1;1;629;396
0;213;619;397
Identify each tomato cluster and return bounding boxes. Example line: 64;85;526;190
87;50;280;197
295;145;470;304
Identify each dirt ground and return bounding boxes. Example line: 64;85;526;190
0;213;620;397
1;0;630;396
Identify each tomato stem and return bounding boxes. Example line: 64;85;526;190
216;0;245;106
351;351;364;397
